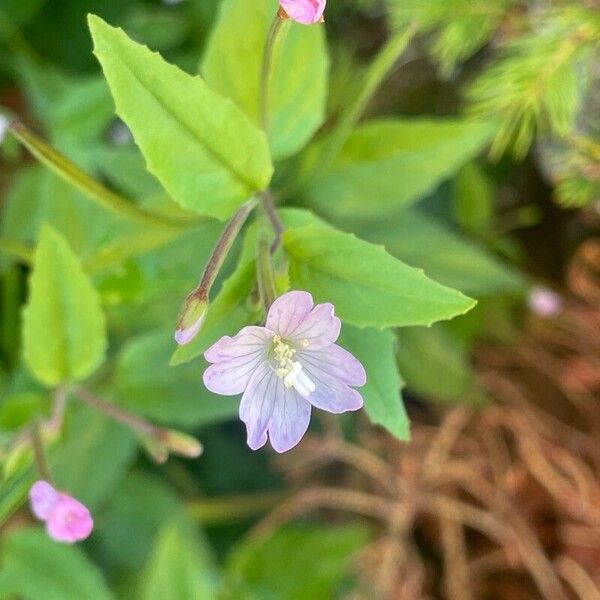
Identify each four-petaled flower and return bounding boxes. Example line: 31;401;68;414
203;291;366;453
279;0;326;25
29;480;94;544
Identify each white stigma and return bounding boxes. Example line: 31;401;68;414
272;335;315;398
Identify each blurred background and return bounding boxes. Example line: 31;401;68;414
0;0;599;598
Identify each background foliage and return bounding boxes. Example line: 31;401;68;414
0;0;598;597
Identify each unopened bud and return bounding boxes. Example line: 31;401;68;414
279;0;326;24
174;293;207;345
0;114;8;144
162;429;203;458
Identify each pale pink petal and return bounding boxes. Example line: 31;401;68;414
299;343;366;387
239;362;278;450
280;0;326;24
46;495;93;543
204;326;272;362
203;326;272;395
268;381;312;453
265;291;314;338
301;361;364;414
29;480;60;521
287;303;341;350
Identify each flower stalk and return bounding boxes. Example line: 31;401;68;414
257;232;277;311
174;198;257;344
260;14;286;135
30;421;52;484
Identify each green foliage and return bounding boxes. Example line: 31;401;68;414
117;330;238;426
340;326;409;440
225;525;369;599
203;0;328;160
22;224;107;386
304;118;494;221
468;7;600;159
389;0;516;76
88;15;273;220
138;524;217;600
0;529;113;600
283;222;476;328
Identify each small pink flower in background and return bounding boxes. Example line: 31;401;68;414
279;0;326;25
528;286;562;318
29;481;93;544
204;291;365;453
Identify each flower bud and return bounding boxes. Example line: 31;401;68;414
0;114;8;144
162;429;204;458
279;0;326;25
174;293;207;345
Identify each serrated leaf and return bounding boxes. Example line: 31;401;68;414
283;223;476;328
88;15;273;220
305;118;494;221
363;209;525;297
203;0;328;160
0;529;113;600
340;326;409;440
22;224;107;386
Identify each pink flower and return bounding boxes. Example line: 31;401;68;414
29;481;93;544
279;0;326;25
203;291;365;453
528;286;562;318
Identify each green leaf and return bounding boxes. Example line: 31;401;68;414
226;525;368;600
117;331;238;426
139;524;217;600
304;118;494;221
452;162;495;235
88;15;273;220
202;0;328;160
0;528;113;600
96;472;216;573
340;326;409;440
283;223;476;328
170;256;261;367
22;224;107;386
51;409;136;510
397;323;486;404
363;209;525;297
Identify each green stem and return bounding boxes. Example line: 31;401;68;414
74;386;159;436
176;199;257;320
31;421;52;483
257;232;277;310
0;238;34;264
301;26;415;184
260;14;286;135
186;491;286;525
260;190;284;252
9;121;192;231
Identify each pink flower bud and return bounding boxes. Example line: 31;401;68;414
29;481;94;544
0;114;8;144
174;293;207;345
279;0;326;25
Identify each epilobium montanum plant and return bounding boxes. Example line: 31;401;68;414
0;0;528;554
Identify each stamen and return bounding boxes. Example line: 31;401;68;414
271;336;315;397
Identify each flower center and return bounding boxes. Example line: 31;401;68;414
271;335;315;398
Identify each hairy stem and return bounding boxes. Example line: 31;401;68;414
257;232;277;310
261;190;285;252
